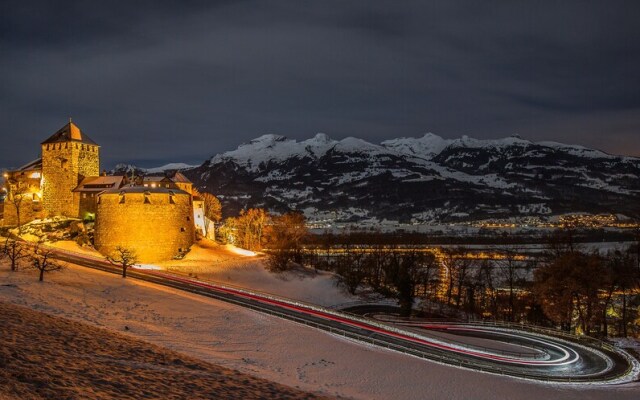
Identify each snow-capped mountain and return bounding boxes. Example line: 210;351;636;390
179;133;640;223
111;162;197;176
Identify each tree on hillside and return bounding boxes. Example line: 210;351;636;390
334;244;368;294
2;238;29;271
6;185;28;235
106;246;138;278
474;259;498;318
633;228;640;272
607;249;640;337
30;242;64;282
2;237;29;271
380;249;437;317
364;243;389;291
532;254;574;331
441;247;472;307
533;251;610;335
223;208;269;251
264;212;308;271
496;245;524;322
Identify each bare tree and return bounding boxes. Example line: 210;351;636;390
441;247;472;307
106;246;138;278
30;242;64;282
607;249;640;337
474;259;498;319
634;228;640;273
533;251;610;334
3;237;29;271
496;245;523;322
6;186;28;235
379;248;435;317
224;208;269;251
264;212;308;271
334;244;368;294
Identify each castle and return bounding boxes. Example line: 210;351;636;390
2;121;206;262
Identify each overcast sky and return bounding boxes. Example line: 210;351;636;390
1;1;639;168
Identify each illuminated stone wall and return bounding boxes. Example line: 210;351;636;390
174;181;193;195
41;142;100;218
94;190;195;263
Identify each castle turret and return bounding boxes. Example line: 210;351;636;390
41;121;100;218
94;187;195;262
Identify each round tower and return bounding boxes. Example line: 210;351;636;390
94;187;195;263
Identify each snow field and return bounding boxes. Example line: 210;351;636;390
2;254;640;399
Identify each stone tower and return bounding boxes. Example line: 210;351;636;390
41;121;100;218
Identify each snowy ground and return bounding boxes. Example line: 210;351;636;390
1;258;639;399
47;239;356;307
0;301;327;400
154;240;356;307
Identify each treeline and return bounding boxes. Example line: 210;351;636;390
306;244;536;321
1;238;64;281
304;229;640;246
304;233;640;338
217;208;308;272
308;245;440;316
533;246;639;337
213;209;640;338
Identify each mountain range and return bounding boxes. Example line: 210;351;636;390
116;133;640;225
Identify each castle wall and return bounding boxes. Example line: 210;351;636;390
94;191;195;263
175;182;193;195
76;192;98;220
77;144;100;178
41;142;99;218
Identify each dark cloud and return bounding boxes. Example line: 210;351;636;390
1;0;639;168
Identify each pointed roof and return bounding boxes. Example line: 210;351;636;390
41;121;99;145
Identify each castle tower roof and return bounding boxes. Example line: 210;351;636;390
41;121;99;145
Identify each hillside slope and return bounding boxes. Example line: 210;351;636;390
0;301;328;400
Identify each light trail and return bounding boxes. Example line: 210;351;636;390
40;245;638;383
142;269;580;366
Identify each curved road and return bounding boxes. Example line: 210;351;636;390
46;246;638;384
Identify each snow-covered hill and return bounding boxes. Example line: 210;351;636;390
170;133;640;223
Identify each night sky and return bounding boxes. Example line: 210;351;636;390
1;1;639;169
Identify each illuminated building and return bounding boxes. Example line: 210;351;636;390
2;121;203;261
